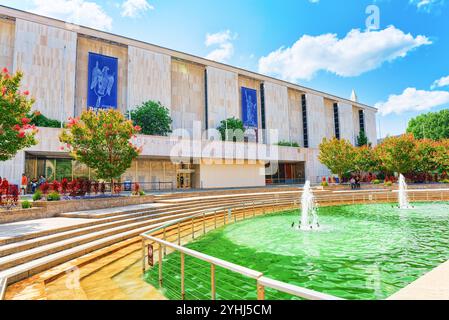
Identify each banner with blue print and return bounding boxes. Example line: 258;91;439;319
87;52;118;110
241;87;258;128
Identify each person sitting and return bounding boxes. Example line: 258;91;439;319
350;177;356;190
31;178;38;194
38;175;46;186
355;176;361;190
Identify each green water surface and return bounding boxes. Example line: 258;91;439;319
145;202;449;300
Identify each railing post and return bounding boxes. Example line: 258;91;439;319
178;222;181;245
253;201;256;217
257;281;265;300
192;218;195;239
214;211;217;229
181;252;185;300
211;264;216;300
163;228;167;257
203;213;206;235
223;210;226;225
141;238;146;274
158;243;163;287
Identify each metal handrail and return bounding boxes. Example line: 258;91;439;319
140;199;343;301
0;277;6;300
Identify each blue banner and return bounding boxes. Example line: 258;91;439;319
87;52;118;110
241;87;258;128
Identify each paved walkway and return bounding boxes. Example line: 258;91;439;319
0;217;92;242
59;203;169;218
388;260;449;300
0;202;169;242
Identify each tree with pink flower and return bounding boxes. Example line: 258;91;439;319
59;109;142;189
0;68;38;161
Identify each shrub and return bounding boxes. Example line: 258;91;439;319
371;179;381;185
277;141;300;148
113;183;122;195
139;191;145;196
52;180;61;192
40;182;50;195
127;100;172;136
217;117;245;141
441;179;449;184
321;181;329;187
32;190;42;201
47;191;61;201
384;181;393;187
61;178;69;194
132;182;141;196
93;181;100;194
27;112;62;128
100;182;106;194
22;200;32;209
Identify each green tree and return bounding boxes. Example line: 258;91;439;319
217;117;245;141
0;68;38;161
407;109;449;140
318;137;356;182
374;134;417;175
353;145;379;173
356;130;369;147
60;109;141;187
413;139;439;178
434;139;449;174
27;111;62;128
128;100;172;136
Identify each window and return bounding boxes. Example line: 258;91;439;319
204;70;209;130
265;162;306;185
333;103;340;139
301;94;309;148
260;83;266;130
359;109;365;133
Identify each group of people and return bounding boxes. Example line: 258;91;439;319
0;174;47;196
350;176;361;190
22;174;47;195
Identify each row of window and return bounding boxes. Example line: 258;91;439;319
202;70;364;146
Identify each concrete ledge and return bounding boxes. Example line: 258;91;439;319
34;195;155;216
0;208;45;224
388;260;449;300
0;195;155;224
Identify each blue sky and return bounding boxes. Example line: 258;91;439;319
1;0;448;139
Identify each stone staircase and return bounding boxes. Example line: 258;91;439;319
0;190;300;286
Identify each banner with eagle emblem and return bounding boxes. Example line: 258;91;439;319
87;52;118;110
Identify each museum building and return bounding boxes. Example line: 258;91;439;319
0;6;377;190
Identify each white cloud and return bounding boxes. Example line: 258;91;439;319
258;26;431;82
409;0;446;12
431;75;449;89
375;88;449;116
309;0;320;3
121;0;154;18
30;0;113;31
205;30;237;63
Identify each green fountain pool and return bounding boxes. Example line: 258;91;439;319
145;202;449;300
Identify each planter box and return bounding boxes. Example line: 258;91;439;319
32;195;155;216
0;208;47;224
